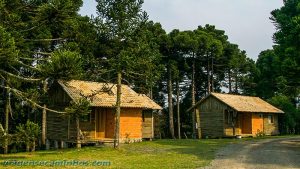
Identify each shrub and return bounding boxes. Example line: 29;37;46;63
15;120;40;152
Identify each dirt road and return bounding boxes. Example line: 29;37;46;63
202;137;300;169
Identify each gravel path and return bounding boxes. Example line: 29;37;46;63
202;137;300;169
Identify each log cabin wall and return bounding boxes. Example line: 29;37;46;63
92;108;144;139
224;113;242;136
47;83;73;141
48;82;72;107
47;82;95;142
120;108;143;139
47;112;69;141
47;112;93;142
142;110;153;139
198;96;226;138
47;107;144;142
79;109;96;140
263;114;279;135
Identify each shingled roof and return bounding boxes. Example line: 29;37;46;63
191;92;284;113
58;80;162;110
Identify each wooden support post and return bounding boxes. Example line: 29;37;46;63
232;111;238;136
152;111;154;139
60;141;66;149
76;141;81;149
195;108;201;139
46;139;50;150
54;140;58;149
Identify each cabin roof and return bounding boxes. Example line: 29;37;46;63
190;92;284;113
58;80;162;110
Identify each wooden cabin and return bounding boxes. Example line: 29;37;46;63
47;80;162;145
189;93;284;138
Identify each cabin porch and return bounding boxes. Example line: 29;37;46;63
77;107;144;143
78;108;115;141
224;112;264;137
47;107;150;146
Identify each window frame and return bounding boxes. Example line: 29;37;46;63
268;114;274;124
225;110;233;125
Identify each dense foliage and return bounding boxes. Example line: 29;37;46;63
255;0;300;134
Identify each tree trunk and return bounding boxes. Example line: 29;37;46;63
42;80;47;147
211;55;214;92
149;86;153;99
235;72;238;93
167;62;175;139
26;143;30;152
4;83;10;154
76;117;81;148
228;69;232;93
114;72;121;148
176;80;181;139
207;54;211;94
191;56;196;138
32;141;36;152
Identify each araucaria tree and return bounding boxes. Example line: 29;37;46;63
252;0;300;134
0;0;89;153
96;0;162;148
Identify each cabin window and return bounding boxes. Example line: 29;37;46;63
80;113;91;122
225;110;233;124
80;109;94;123
268;114;274;124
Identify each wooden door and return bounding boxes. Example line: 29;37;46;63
96;109;106;138
252;113;263;135
241;113;252;134
105;110;115;138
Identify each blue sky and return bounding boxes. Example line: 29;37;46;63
80;0;283;60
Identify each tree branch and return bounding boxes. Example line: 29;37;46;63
20;57;49;61
0;69;42;82
20;26;38;33
24;38;66;42
15;60;41;72
0;85;66;114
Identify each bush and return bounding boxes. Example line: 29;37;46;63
15;120;40;152
269;94;300;134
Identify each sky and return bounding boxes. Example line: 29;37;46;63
80;0;284;61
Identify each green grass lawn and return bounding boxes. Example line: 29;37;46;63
0;139;235;169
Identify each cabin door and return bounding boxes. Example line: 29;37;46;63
252;113;263;135
96;109;106;138
241;113;252;134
